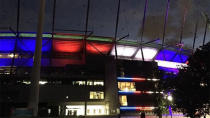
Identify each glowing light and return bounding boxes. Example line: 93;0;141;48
87;105;107;115
111;45;137;57
118;91;142;95
158;66;179;74
53;40;82;53
8;53;16;58
120;106;155;111
132;77;146;81
155;49;188;63
86;42;113;54
117;77;146;82
135;47;158;61
22;80;48;85
0;39;15;52
0;53;18;58
147;78;160;81
145;91;154;94
17;39;51;52
39;81;48;85
66;105;85;116
155;60;187;69
22;81;31;85
167;95;173;101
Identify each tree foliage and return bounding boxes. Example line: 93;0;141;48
159;42;210;118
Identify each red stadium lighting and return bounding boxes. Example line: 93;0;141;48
86;42;113;54
53;40;82;53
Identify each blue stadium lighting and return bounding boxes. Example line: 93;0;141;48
17;39;51;52
14;58;33;67
0;39;15;52
0;59;12;66
155;49;188;63
158;66;179;74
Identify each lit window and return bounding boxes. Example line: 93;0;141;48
94;80;104;86
87;105;107;115
65;105;85;116
89;91;104;99
72;81;85;86
119;95;128;106
87;80;93;85
118;82;136;91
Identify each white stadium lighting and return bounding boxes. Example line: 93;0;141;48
155;60;187;69
135;47;158;61
111;45;137;57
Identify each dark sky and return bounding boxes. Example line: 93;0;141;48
0;0;210;49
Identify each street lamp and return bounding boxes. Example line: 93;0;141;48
167;95;173;101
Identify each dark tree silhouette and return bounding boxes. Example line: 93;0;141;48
159;42;210;118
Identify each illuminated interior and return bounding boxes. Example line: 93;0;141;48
65;105;85;116
89;91;104;99
87;105;107;115
118;82;136;91
119;95;128;106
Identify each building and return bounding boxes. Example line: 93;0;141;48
0;32;189;117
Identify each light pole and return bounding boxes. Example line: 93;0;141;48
28;0;46;116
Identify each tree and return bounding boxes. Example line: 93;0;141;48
160;42;210;118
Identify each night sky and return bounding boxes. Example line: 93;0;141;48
0;0;210;49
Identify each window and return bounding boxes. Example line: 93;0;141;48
72;81;85;86
118;82;136;91
87;105;107;115
119;95;128;106
87;80;93;85
89;91;104;99
93;80;104;86
65;105;85;116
